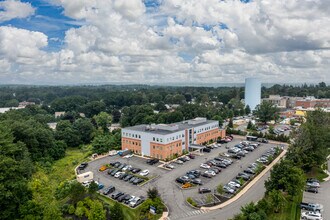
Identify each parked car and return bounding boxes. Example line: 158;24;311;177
244;168;255;175
176;177;188;184
119;173;128;180
123;154;134;158
198;187;211;194
200;163;210;169
147;158;159;165
305;187;318;193
203;147;211;153
164;163;175;169
78;162;88;170
139;169;150;176
223;185;235;194
110;169;120;176
114;171;125;178
188;154;196;159
122;174;131;181
191;178;203;185
129;197;142;207
175;160;184;164
300;202;324;212
131;168;141;173
103;186;115;195
133;178;143;185
228;181;241;188
111;191;124;200
237;172;250;180
125;196;136;205
204;170;216;176
201;172;212;178
122;165;132;171
178;157;187;162
129;177;137;183
301;211;323;220
306;181;320;188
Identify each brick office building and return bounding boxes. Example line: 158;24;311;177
121;117;225;160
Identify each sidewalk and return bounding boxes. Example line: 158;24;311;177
201;149;287;211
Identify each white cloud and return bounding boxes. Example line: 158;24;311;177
0;0;35;22
0;0;330;84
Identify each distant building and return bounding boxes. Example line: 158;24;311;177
121;117;226;160
108;123;121;132
263;95;288;108
18;101;35;108
47;122;58;130
245;78;261;110
55;112;66;118
295;97;330;108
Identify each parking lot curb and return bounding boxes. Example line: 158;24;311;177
201;149;287;211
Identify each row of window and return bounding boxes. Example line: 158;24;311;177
122;140;141;146
152;134;185;143
194;124;218;134
197;130;218;140
152;142;181;150
122;132;141;139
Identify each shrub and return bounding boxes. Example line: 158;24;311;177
187;197;197;207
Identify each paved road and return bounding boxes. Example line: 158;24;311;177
302;160;330;220
179;169;270;220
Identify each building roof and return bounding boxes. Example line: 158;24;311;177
123;118;218;135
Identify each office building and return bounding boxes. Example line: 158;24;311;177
121;117;225;160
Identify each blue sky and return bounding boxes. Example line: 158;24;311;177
1;0;81;51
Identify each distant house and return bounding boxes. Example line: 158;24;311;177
47;122;58;130
108;123;121;132
79;113;86;118
55;112;66;118
18;101;35;108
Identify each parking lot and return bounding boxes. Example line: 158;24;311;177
82;154;168;200
79;136;282;218
301;160;330;220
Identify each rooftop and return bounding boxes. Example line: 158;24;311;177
123;118;218;135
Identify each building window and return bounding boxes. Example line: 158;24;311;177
153;137;155;141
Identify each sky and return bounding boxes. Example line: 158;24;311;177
0;0;329;85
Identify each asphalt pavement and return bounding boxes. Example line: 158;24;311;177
302;160;330;220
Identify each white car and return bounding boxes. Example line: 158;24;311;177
175;160;184;164
200;163;210;169
129;197;141;207
183;156;190;161
114;171;125;178
204;170;216;176
223;153;231;157
301;211;323;220
228;181;241;188
123;154;134;158
306;181;320;188
122;165;132;171
139;169;150;176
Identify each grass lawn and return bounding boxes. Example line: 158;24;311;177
268;192;302;220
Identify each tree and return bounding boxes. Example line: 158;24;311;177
245;105;251;115
265;159;305;197
212;115;223;127
268;189;286;213
88;200;106;220
228;118;233;128
155;101;167;112
247;121;253;130
80;101;106;118
216;184;224;194
69;182;86;204
109;202;124;220
92;134;116;154
93;112;112;132
0;124;33;220
55;120;82;147
254;101;279;124
112;109;121;123
88;181;99;195
147;187;160;200
73;118;95;144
